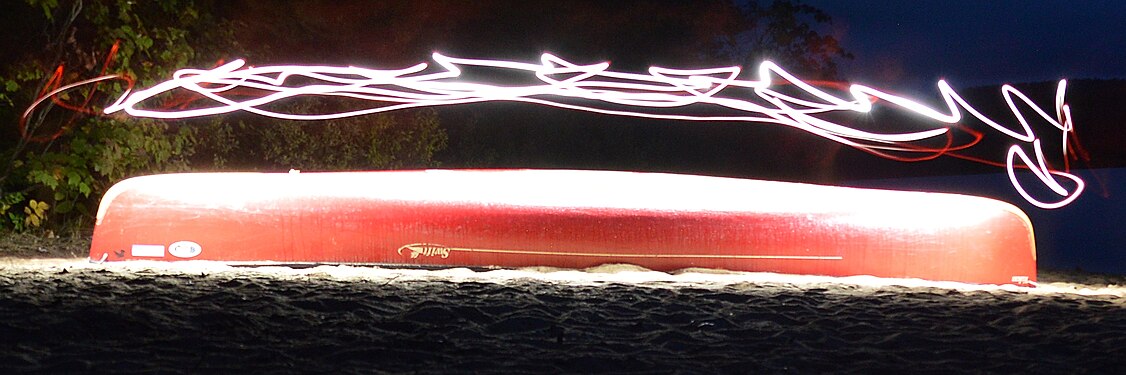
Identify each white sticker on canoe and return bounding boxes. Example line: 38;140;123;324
168;241;202;258
131;244;165;257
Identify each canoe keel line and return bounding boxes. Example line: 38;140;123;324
395;243;845;261
89;170;1037;285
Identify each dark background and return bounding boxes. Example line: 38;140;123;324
215;0;1126;180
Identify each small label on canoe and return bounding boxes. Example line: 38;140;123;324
168;241;202;258
397;243;451;259
131;244;165;257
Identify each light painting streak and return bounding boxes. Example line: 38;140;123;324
101;53;1083;209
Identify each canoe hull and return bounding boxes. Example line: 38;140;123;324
89;170;1037;284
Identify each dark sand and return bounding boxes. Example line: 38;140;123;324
2;258;1124;374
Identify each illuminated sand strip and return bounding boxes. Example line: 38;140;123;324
104;53;1083;208
3;258;1123;298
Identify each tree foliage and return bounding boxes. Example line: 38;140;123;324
719;0;852;79
0;0;448;234
1;0;221;233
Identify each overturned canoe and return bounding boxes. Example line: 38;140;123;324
89;169;1036;285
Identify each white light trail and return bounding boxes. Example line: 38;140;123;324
103;53;1082;208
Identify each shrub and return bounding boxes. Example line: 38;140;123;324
0;0;447;234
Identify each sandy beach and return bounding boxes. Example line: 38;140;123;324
1;257;1124;374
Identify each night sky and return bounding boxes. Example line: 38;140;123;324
802;0;1126;94
230;1;1126;91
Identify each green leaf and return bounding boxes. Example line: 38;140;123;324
55;200;74;214
39;0;58;19
66;171;81;189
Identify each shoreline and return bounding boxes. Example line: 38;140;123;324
4;256;1124;296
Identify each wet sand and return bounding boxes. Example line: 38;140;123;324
2;258;1124;374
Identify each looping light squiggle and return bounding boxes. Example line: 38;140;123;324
103;53;1083;209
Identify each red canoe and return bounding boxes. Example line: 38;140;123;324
89;169;1036;285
